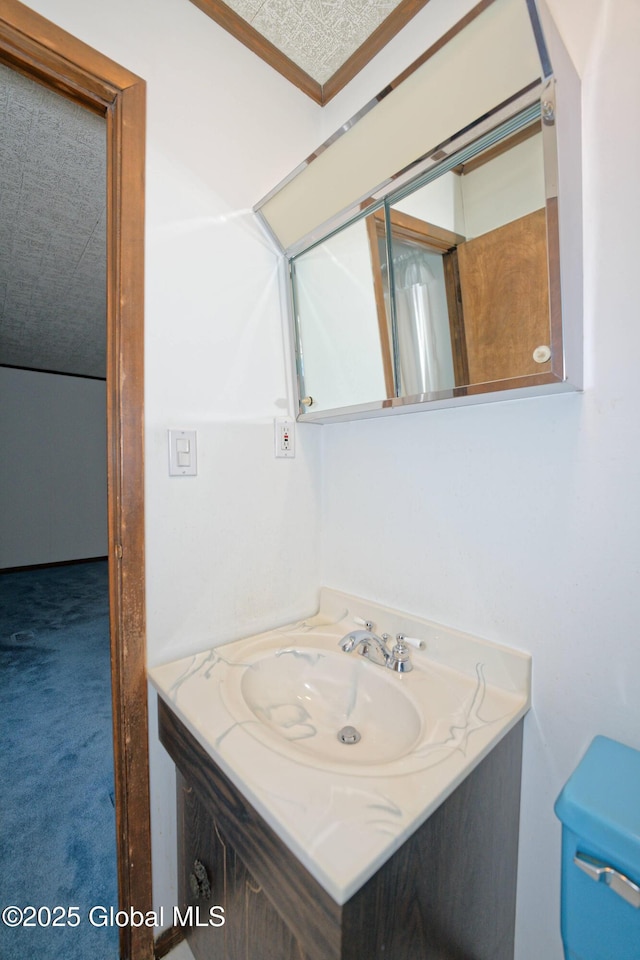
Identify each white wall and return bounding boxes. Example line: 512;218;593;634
0;367;107;567
394;171;465;235
318;2;640;958
294;219;387;411
460;132;545;238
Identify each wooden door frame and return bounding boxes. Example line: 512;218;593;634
366;208;468;394
0;3;152;958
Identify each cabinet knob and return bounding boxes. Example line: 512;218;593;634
532;345;551;363
189;859;211;900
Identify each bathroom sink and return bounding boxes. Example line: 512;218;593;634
221;645;423;770
150;588;531;901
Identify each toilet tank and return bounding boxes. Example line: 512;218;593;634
555;736;640;960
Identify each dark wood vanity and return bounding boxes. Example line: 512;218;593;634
158;696;524;960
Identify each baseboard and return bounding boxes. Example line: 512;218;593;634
155;925;185;958
0;556;108;574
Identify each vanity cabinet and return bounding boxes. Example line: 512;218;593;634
159;696;524;960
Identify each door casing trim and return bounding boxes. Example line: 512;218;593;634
0;3;152;957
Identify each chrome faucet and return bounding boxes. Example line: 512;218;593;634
338;629;413;673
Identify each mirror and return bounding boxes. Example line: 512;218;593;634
387;114;551;394
291;104;561;415
256;0;582;422
292;213;393;411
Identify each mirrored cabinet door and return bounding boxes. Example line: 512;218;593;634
386;114;553;392
292;212;393;413
291;103;562;417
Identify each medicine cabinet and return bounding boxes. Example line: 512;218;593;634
255;0;582;423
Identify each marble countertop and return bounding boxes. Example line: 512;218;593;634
149;588;531;904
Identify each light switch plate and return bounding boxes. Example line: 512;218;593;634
168;429;197;476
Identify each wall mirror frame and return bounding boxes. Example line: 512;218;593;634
255;0;583;423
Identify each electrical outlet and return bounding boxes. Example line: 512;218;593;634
274;417;295;458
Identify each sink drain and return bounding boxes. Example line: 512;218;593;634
337;725;361;745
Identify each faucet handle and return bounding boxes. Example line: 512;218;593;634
388;637;413;673
391;638;410;659
396;633;425;651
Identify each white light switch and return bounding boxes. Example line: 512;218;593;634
168;429;197;476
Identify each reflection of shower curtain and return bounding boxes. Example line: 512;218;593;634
396;254;443;395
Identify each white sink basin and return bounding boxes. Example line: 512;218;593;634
222;646;423;770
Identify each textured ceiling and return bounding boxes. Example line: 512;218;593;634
189;0;430;102
225;0;404;84
0;62;106;380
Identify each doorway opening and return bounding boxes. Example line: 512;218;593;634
0;4;152;958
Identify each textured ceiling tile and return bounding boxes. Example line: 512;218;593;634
250;0;402;83
0;62;106;378
224;0;265;20
252;2;327;77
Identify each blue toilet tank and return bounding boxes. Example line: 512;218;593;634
555;736;640;960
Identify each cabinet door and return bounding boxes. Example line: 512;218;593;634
228;847;309;960
457;207;551;384
178;774;309;960
177;774;226;959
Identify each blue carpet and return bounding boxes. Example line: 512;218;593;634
0;561;119;959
